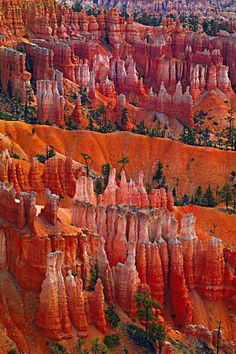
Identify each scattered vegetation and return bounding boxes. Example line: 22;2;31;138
88;263;100;291
181;110;236;151
80;152;92;177
104;334;120;349
47;341;67;354
152;160;167;188
36;145;56;164
117;156;129;176
75;337;109;354
125;292;166;352
105;304;120;328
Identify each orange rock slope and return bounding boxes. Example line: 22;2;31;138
0;162;235;353
0;121;235;197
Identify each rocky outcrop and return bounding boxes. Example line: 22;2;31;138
168;218;193;327
28;158;44;193
89;279;107;333
22;42;54;83
65;271;88;337
36;80;65;127
199;237;228;300
113;245;140;317
40;189;60;225
37;251;72;340
0;47;31;103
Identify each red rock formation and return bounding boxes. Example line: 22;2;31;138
168;221;193;326
64;157;76;197
22;42;54;82
28;158;44;192
89;279;107;333
37;251;72;340
0;47;31;103
111;213;127;266
136;242;147;284
0;184;26;229
65;271;88;337
146;242;165;305
0;229;7;270
21;191;37;233
43;158;64;195
36;80;65;127
52;43;77;82
40;189;60;225
8;161;20;193
72;96;83;127
113;244;140;317
199;237;226;300
16;163;30;192
179;214;197;291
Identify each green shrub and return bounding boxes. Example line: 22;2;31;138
11;153;20;159
104;334;120;349
105;304;120;329
8;350;18;354
48;341;67;353
35;154;47;164
126;323;147;348
88;263;100;291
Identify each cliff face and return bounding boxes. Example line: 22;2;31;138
0;165;235;352
0;124;236;199
0;0;235;352
0;0;235;130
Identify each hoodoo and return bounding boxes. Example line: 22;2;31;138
0;0;235;352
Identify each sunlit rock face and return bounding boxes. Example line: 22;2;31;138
0;1;235;351
0;0;235;130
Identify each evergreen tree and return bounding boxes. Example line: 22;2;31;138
7;80;13;99
153;160;166;188
132;120;147;135
102;163;111;188
90;338;109;354
182;194;190;206
105;304;120;329
201;127;211;146
202;185;216;207
94;178;103;195
89;264;100;291
194;185;203;205
121;108;128;128
221;183;233;210
233;184;236;213
172;187;179;205
117;156;129;175
72;1;83;13
135;292;161;335
225;109;235;150
181;126;196;146
147;322;166;353
80;152;92;177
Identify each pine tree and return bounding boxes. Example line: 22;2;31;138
180;126;196;145
121;108;128;128
135;292;161;335
182;194;190;205
153;160;166;188
202;185;216;207
221;183;233;210
102;163;111;188
80;152;92;177
7;80;13;99
94;178;103;195
117;156;129;175
194;185;203;205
